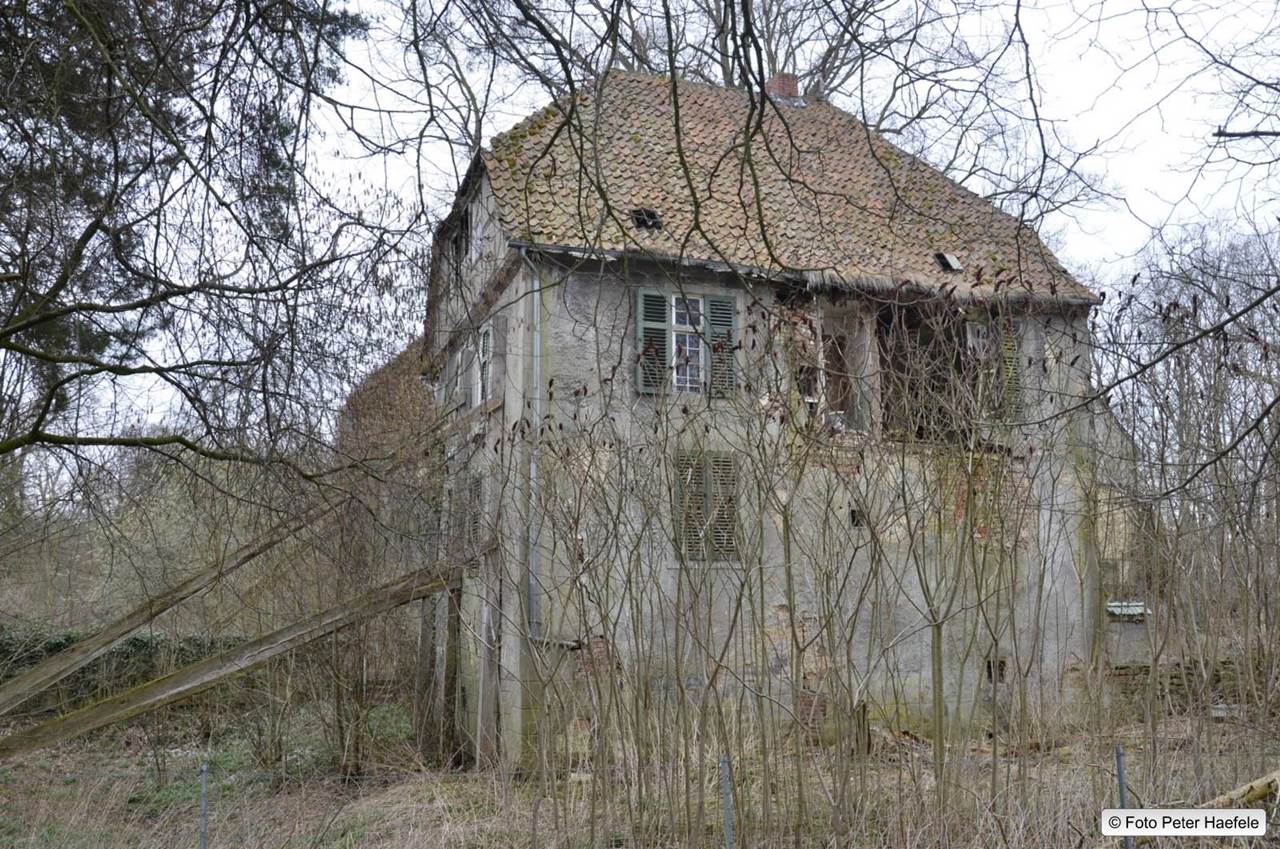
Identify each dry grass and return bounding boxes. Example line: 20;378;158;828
0;711;1276;848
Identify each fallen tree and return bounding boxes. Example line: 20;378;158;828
1201;767;1280;809
0;563;446;759
1097;764;1279;847
0;499;344;718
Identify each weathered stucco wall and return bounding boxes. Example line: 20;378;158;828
424;239;1107;765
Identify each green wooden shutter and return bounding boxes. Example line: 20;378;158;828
707;295;737;397
673;450;706;559
673;450;737;562
706;453;737;560
636;290;670;394
999;322;1023;422
477;326;492;402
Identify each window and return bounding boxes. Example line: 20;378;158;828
673;296;704;393
635;290;737;395
465;475;484;546
476;325;493;403
877;304;1022;442
452;351;470;410
673;450;738;561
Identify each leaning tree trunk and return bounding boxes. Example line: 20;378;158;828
0;564;446;759
0;499;343;717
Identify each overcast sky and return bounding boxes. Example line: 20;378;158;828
1022;0;1273;277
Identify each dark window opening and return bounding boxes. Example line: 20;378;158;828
849;506;865;528
630;207;663;230
796;363;819;411
451;206;471;266
877;303;1021;443
986;656;1007;683
785;309;870;432
935;252;963;272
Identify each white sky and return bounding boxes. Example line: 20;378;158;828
1021;0;1273;277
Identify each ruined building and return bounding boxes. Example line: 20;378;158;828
419;71;1123;767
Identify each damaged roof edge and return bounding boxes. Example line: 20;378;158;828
511;239;1102;308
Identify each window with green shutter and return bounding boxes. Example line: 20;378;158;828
634;289;737;396
674;449;738;561
636;290;670;394
881;304;1023;442
968;316;1023;423
706;295;737;396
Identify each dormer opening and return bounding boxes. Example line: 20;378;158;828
630;208;663;230
935;252;963;273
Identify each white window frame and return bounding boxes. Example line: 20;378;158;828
671;295;705;393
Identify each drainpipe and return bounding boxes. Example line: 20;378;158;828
519;248;543;641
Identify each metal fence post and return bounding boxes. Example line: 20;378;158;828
1115;744;1134;849
199;761;209;849
719;755;735;849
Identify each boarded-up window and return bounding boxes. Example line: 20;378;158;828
673;450;738;561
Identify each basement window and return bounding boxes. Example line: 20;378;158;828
630;208;663;230
1105;601;1150;623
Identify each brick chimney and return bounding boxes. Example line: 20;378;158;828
764;72;799;99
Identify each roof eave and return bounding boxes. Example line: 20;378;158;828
512;239;1101;308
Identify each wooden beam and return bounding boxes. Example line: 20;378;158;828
0;564;446;759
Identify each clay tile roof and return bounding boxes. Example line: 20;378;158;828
480;71;1098;304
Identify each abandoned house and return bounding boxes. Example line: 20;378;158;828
417;71;1132;767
